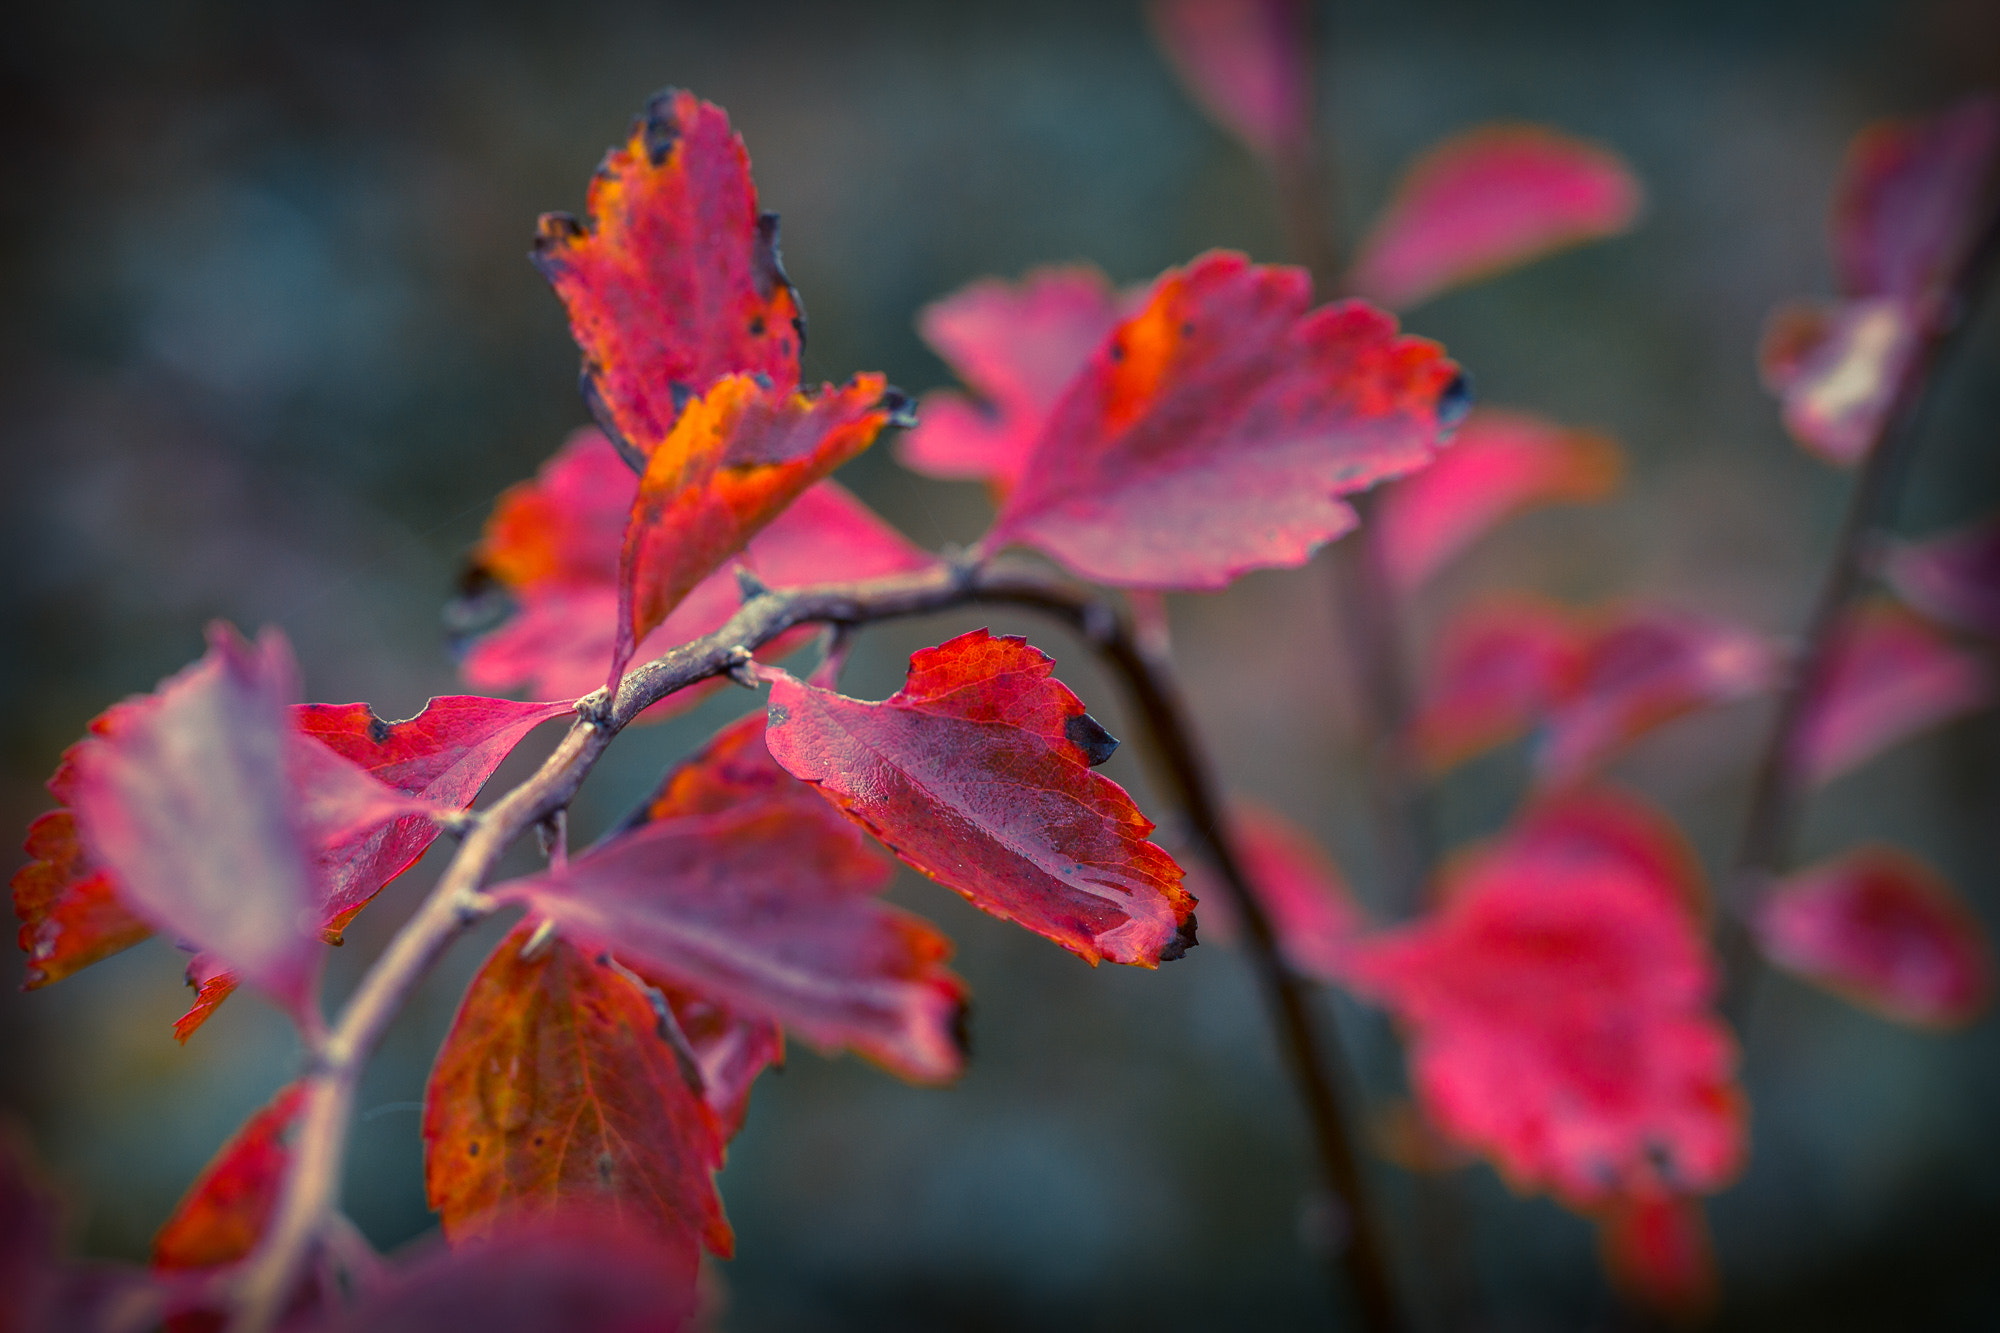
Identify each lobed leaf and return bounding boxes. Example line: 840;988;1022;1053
987;250;1465;589
1145;0;1314;160
495;713;967;1085
612;373;903;687
1349;125;1643;311
1189;801;1360;981
899;266;1126;496
532;89;804;464
1595;1192;1719;1319
1831;94;2000;305
1881;515;2000;640
1753;846;1994;1027
423;927;730;1281
1793;600;1991;786
763;629;1195;966
463;430;930;708
1335;826;1745;1209
1377;406;1622;593
1758;297;1919;467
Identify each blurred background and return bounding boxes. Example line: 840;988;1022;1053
3;0;1998;1328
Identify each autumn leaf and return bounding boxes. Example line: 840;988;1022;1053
985;250;1465;589
1882;515;2000;640
762;629;1195;967
494;712;966;1085
423;927;730;1281
461;430;931;709
315;1213;696;1333
1753;846;1994;1027
898;266;1126;497
1334;818;1745;1208
1793;600;1991;786
1595;1192;1719;1319
153;1083;306;1281
1499;785;1708;919
1188;801;1360;981
1349;125;1643;310
1758;298;1919;467
1146;0;1314;161
12;810;149;989
1376;406;1622;593
531;89;804;465
1413;596;1579;770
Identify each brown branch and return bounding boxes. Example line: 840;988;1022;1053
229;556;1400;1332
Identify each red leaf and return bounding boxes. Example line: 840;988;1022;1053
898;266;1126;496
1882;516;2000;640
1537;608;1777;786
423;926;730;1280
152;1084;306;1272
1336;823;1745;1207
1190;802;1360;981
464;430;929;708
1377;406;1622;593
986;250;1464;589
762;629;1195;967
1832;94;2000;304
13;811;150;989
63;626;329;1011
1503;786;1707;919
651;983;784;1140
317;1213;695;1333
1349;125;1643;310
1596;1192;1719;1319
494;713;966;1085
613;373;901;687
1753;846;1994;1027
531;89;804;462
1414;596;1579;770
1794;601;1991;786
1758;297;1920;467
172;956;238;1045
1146;0;1314;160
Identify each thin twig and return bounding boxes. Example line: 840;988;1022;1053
228;557;1398;1332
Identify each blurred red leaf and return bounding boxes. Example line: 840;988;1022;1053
1753;846;1994;1027
898;266;1126;496
987;250;1464;589
1377;406;1623;593
1759;297;1920;467
494;713;966;1084
1336;823;1744;1207
423;926;730;1280
1;1129;164;1333
1191;801;1360;980
649;983;784;1140
463;430;929;708
1537;608;1777;786
1146;0;1314;160
1414;597;1579;770
152;1084;306;1274
1502;786;1708;919
1595;1192;1719;1319
172;956;238;1045
1794;601;1991;786
1832;94;2000;304
531;89;803;463
613;373;902;687
316;1213;696;1333
1882;516;2000;639
1349;125;1643;310
763;629;1195;966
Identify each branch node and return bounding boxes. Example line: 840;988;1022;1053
733;562;772;603
725;645;759;688
575;689;613;728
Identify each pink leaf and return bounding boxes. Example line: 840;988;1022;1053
1832;94;2000;303
1754;846;1994;1026
1881;516;2000;639
1146;0;1314;160
64;626;328;1011
987;250;1465;589
493;714;968;1084
898;266;1126;496
1414;597;1580;770
1758;297;1920;467
1336;823;1745;1208
762;629;1196;967
1502;786;1707;919
1794;601;1991;786
1350;125;1644;310
1191;801;1360;981
1377;406;1623;593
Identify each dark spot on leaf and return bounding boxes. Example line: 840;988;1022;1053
752;372;773;391
749;315;765;336
1109;341;1126;362
1159;911;1199;962
1437;371;1474;429
532;1134;544;1148
1065;712;1120;766
1180;321;1194;337
640;88;685;165
597;1153;617;1187
530;212;586;255
467;1142;479;1157
366;712;393;746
